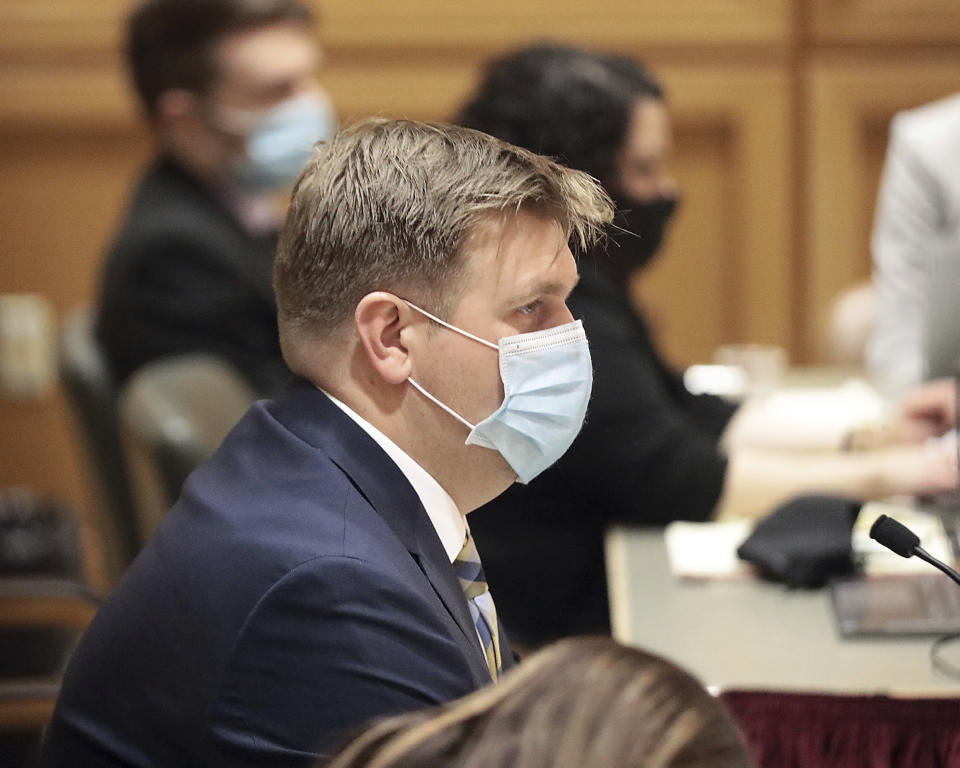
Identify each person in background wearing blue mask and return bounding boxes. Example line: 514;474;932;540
42;118;612;766
96;0;335;394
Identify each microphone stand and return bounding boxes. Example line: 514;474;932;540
913;546;960;587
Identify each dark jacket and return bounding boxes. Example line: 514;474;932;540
470;268;737;644
42;383;511;767
95;156;290;395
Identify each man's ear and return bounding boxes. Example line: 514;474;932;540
155;88;201;131
355;293;415;385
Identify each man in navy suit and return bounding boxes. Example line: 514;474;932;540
42;118;612;766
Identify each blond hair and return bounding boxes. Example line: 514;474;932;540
322;637;752;768
274;118;612;344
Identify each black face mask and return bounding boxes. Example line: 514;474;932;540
604;194;680;276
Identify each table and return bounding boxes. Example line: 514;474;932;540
605;526;960;695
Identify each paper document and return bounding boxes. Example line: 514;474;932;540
664;520;755;578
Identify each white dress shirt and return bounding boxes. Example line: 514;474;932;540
322;390;467;563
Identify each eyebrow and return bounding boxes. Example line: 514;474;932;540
503;274;581;307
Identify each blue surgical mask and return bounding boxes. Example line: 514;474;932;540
229;92;337;193
404;302;593;484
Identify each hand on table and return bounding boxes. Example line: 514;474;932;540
887;378;956;444
878;436;959;498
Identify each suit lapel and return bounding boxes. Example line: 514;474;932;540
497;620;516;672
272;382;491;684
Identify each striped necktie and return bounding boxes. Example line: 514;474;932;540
453;531;502;682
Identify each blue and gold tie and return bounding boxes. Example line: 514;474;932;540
453;531;502;682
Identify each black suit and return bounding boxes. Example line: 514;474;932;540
42;383;512;767
95;156;290;395
470;268;738;645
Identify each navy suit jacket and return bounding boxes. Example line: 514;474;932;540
42;382;512;767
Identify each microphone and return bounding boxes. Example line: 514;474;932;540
869;514;960;587
869;515;920;557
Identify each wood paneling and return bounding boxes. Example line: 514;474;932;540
0;1;126;63
323;59;479;123
0;0;792;62
322;0;792;49
0;66;135;129
638;66;794;365
804;55;960;354
810;0;960;45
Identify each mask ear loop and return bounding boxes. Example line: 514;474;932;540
403;301;499;350
401;299;498;431
406;377;477;430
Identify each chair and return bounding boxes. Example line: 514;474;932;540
58;308;139;584
118;354;256;542
0;577;100;768
0;577;101;678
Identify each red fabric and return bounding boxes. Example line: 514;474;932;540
721;690;960;768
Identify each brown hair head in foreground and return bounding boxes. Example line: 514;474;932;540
322;636;752;768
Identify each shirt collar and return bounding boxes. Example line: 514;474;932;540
211;178;282;236
321;389;466;563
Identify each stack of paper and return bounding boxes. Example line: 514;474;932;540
664;520;755;578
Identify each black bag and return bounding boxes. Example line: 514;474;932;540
736;494;861;588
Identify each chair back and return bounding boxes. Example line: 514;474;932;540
118;354;256;542
58;308;139;583
0;577;100;768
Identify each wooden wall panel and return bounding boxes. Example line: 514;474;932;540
634;124;731;366
322;0;792;49
0;0;791;63
0;2;126;62
323;59;479;123
804;55;960;356
0;66;135;129
810;0;960;45
1;127;149;303
637;66;794;366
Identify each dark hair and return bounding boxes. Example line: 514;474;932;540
456;44;664;186
322;637;752;768
274;118;611;350
126;0;314;116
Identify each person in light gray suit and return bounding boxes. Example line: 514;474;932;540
868;92;960;395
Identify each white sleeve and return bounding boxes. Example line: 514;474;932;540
867;116;944;396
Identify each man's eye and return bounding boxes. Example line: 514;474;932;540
517;300;542;316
